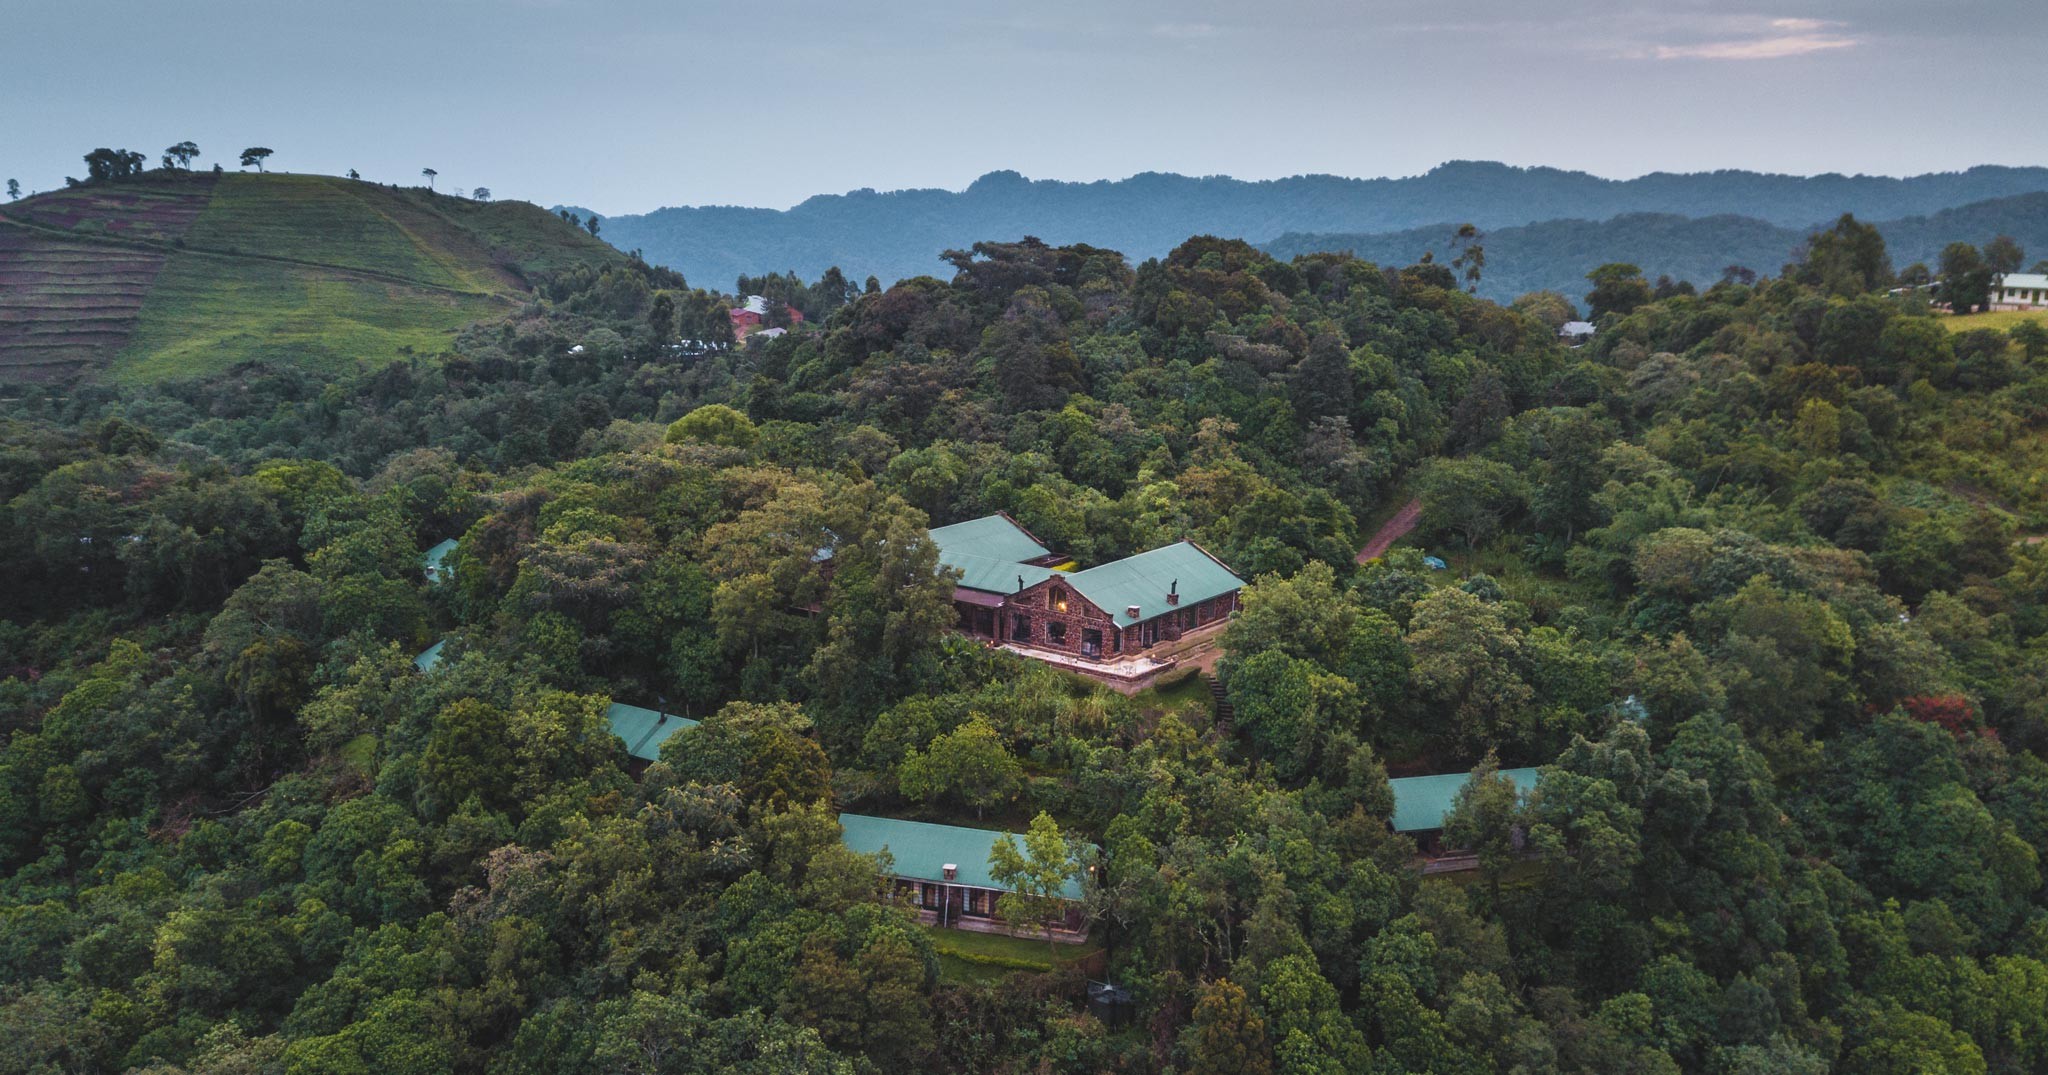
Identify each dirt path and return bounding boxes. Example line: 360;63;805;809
1356;498;1422;564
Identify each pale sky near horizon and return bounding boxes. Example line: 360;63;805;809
5;1;2043;215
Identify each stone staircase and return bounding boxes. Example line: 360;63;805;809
1205;673;1233;732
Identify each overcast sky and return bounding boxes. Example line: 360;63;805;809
6;1;2043;214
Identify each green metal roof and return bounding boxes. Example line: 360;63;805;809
931;515;1050;569
947;552;1063;595
605;702;700;763
837;813;1085;899
422;539;458;583
1062;542;1243;625
414;638;447;674
1388;767;1541;832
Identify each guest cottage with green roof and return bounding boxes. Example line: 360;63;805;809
839;813;1091;941
604;701;698;769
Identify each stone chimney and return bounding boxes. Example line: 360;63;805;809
1167;579;1180;606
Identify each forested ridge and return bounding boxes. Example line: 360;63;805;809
7;217;2048;1075
573;162;2048;291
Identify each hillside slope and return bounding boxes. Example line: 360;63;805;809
577;162;2048;288
0;172;627;383
1265;193;2048;301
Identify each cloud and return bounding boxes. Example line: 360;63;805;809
1652;16;1861;61
1150;21;1218;40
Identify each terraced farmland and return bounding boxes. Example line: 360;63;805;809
0;172;628;383
0;224;167;382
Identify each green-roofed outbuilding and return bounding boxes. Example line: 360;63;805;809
839;812;1091;940
414;638;447;674
422;539;458;584
1388;767;1541;853
605;701;699;766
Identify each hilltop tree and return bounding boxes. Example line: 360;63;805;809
586;215;602;237
5;179;17;201
1584;262;1653;319
472;187;491;202
238;146;272;171
161;141;200;170
1790;212;1894;296
1450;222;1486;292
989;811;1081;956
1985;234;2025;277
1938;242;1992;314
421;167;437;189
83;148;147;181
346;168;360;180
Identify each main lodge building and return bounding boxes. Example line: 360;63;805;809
930;513;1245;662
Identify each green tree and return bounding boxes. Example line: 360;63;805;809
989;811;1081;955
1585;263;1653;319
1938;242;1992;314
1984;234;2025;276
1791;213;1894;295
239;146;273;171
1415;456;1526;555
1444;754;1526;895
898;715;1021;816
1406;588;1533;753
666;404;758;449
1184;978;1272;1075
5;178;18;200
420;167;437;188
161;140;200;170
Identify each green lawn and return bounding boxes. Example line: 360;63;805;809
922;924;1099;985
1940;308;2048;334
1130;669;1210;713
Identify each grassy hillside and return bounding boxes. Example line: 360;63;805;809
0;172;626;383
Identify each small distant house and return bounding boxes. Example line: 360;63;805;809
421;539;458;585
1388;767;1541;858
604;701;698;772
414;638;447;674
930;513;1244;665
728;295;805;341
1991;273;2048;311
1558;321;1596;345
838;813;1090;942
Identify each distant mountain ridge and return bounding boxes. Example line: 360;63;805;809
577;162;2048;290
1268;193;2048;302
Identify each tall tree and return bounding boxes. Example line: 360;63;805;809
1185;979;1273;1075
1584;263;1653;319
161;141;200;170
989;811;1081;956
420;167;437;189
1938;242;1992;314
5;178;17;201
238;147;272;171
1790;213;1894;296
1984;234;2025;276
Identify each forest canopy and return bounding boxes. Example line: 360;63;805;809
5;219;2048;1075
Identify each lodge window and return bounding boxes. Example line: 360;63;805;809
1012;613;1031;641
1053;587;1069;613
1048;622;1067;645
